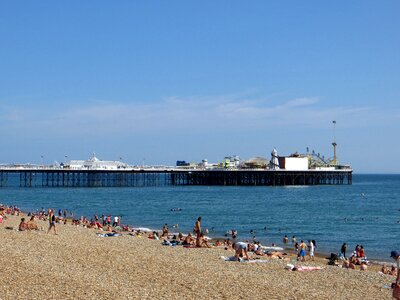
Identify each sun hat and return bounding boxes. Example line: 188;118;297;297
390;250;400;258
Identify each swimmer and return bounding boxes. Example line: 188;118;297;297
283;235;289;244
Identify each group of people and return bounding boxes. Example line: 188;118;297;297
18;216;39;231
282;235;316;262
1;203;129;236
340;243;367;259
3;203;400;292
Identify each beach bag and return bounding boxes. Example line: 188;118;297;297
393;284;400;299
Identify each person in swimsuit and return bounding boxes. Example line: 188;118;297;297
27;215;38;230
161;224;169;238
299;240;307;262
194;217;202;247
283;235;288;244
183;233;195;246
341;242;347;258
47;209;57;234
18;218;28;231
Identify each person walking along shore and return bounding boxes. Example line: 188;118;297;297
47;209;57;235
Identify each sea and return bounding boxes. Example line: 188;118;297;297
0;174;398;261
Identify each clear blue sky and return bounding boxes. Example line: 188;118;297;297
0;1;399;173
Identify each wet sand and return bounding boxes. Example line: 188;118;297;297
0;214;394;299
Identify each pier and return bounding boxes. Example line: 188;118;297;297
0;168;352;188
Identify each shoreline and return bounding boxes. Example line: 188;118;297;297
1;202;394;264
0;207;396;299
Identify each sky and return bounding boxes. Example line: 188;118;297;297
0;1;399;173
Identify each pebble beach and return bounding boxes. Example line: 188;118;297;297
0;214;395;300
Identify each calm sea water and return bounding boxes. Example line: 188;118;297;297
0;174;398;260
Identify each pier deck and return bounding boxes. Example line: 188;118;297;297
0;168;352;187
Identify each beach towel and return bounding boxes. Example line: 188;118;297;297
260;246;284;251
162;240;177;246
97;233;122;238
220;256;269;263
296;266;323;272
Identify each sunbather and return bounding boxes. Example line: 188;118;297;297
183;233;195;246
27;216;38;230
18;218;28;231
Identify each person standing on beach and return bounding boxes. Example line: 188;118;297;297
308;240;315;261
341;243;347;258
355;244;360;257
47;209;57;234
391;251;400;299
194;217;202;246
299;240;307;262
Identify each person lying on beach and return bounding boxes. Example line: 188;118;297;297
18;218;28;231
27;216;39;230
287;265;323;272
266;251;287;260
89;221;103;230
148;231;160;240
233;242;251;260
